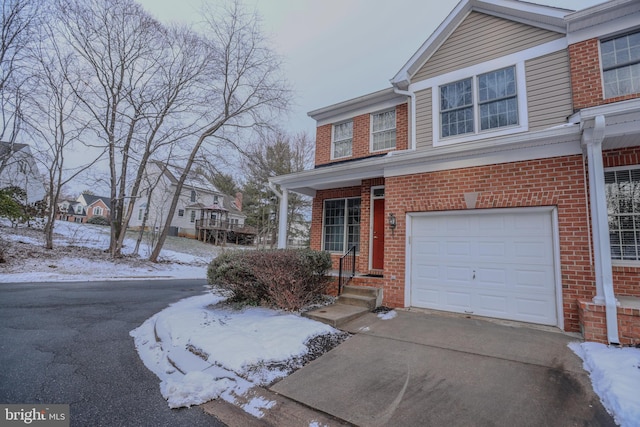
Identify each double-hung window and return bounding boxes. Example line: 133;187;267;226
190;190;196;202
605;167;640;261
94;206;103;216
371;110;396;151
601;31;640;99
323;198;360;253
332;121;353;159
439;65;518;139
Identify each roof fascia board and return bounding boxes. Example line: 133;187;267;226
391;0;570;87
567;10;640;44
392;0;471;87
571;98;640;122
272;125;580;192
308;88;407;123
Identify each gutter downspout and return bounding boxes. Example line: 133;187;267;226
268;181;288;249
393;88;416;150
584;114;619;344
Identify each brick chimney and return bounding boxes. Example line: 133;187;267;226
234;192;243;212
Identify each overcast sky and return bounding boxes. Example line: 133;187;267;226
138;0;605;136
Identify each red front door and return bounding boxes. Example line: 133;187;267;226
372;198;385;270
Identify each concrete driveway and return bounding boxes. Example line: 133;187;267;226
271;309;615;427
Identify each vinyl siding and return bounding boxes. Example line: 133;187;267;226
413;12;563;83
415;88;433;150
526;50;573;131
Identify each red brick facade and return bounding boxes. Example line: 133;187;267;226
579;300;640;345
314;102;409;166
569;38;640;111
311;155;593;333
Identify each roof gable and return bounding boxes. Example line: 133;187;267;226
391;0;570;88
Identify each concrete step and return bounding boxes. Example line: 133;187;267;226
342;285;379;298
303;304;369;328
338;293;377;310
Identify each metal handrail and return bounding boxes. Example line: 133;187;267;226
338;245;356;295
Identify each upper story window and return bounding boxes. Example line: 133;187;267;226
190;190;196;202
601;31;640;99
440;66;518;139
93;206;103;216
332;120;353;159
371;110;396;151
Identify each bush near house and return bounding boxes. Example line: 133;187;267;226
87;215;109;226
207;248;332;311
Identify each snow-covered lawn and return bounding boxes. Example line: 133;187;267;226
1;220;639;425
129;292;347;415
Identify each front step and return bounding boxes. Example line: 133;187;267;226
303;304;369;328
338;285;379;310
304;285;381;328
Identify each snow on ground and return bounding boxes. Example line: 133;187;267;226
0;220;217;282
2;220;640;424
570;342;640;427
129;292;345;414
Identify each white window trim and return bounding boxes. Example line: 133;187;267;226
604;164;640;267
430;62;527;147
331;120;353;160
94;206;103;216
599;30;640;100
370;109;397;153
321;196;361;253
408;39;569;148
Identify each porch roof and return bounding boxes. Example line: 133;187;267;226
270;124;583;197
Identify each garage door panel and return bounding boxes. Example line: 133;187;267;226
476;267;507;286
445;291;472;309
514;269;553;292
476;294;509;315
410;209;558;326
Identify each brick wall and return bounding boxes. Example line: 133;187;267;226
569;38;640;111
578;299;640;345
314;102;409;166
384;155;593;332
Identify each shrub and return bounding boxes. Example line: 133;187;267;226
207;249;332;311
87;215;109;226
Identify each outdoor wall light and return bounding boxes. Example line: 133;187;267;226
388;213;396;230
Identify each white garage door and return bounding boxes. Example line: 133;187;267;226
409;208;558;325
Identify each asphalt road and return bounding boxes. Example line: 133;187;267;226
0;279;226;427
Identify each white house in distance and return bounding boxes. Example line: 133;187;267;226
129;161;253;244
0;141;45;204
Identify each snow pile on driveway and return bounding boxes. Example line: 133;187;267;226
130;292;348;414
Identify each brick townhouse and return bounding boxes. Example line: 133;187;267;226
271;0;640;344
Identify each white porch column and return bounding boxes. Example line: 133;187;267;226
277;188;288;249
584;115;619;344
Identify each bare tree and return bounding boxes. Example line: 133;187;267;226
25;12;106;249
0;0;39;170
148;0;290;262
56;0;205;257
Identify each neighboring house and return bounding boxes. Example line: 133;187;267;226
57;193;111;223
270;0;640;345
0;141;45;204
129;161;253;244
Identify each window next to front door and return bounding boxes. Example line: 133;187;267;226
323;198;361;253
605;167;640;261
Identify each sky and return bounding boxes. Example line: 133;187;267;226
136;0;606;137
